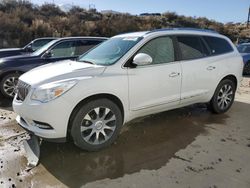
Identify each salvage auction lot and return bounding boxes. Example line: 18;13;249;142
0;78;250;188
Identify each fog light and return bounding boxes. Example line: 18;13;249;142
33;121;53;130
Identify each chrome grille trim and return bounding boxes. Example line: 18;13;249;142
16;80;31;101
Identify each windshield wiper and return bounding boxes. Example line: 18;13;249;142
79;60;95;65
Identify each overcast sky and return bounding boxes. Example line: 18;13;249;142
30;0;249;23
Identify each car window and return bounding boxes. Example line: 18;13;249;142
177;36;205;60
74;40;103;56
78;37;142;65
50;41;76;58
203;36;233;55
237;45;250;53
137;36;175;65
31;39;54;51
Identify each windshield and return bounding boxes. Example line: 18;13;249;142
32;40;58;56
237;44;250;53
77;36;142;65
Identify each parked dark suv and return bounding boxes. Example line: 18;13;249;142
0;38;57;58
0;37;107;98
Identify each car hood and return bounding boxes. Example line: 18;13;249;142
1;53;38;62
0;48;27;58
0;48;22;52
19;60;106;86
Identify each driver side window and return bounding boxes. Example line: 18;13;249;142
137;36;175;65
50;41;76;58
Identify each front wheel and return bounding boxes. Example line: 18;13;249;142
209;79;236;114
70;98;123;151
0;73;20;98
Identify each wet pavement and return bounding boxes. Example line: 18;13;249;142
0;78;250;188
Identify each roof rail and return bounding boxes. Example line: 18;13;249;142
147;27;218;34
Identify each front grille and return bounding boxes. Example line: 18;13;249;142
16;80;31;101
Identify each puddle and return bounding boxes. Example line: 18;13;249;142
38;104;227;187
0;103;230;187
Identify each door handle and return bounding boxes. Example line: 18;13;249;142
169;72;180;77
207;66;216;71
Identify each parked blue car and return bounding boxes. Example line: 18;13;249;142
237;43;250;75
0;37;107;98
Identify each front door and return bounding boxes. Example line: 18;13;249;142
128;36;182;113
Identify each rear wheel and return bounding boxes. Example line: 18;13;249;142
0;73;20;98
209;79;236;114
70;98;123;151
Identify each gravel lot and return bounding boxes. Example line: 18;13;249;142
0;77;250;188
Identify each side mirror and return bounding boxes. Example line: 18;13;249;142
25;45;33;52
43;51;52;58
133;53;153;66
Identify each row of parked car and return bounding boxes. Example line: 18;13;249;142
0;37;107;98
0;28;244;151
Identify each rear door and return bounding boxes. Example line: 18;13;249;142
177;35;218;104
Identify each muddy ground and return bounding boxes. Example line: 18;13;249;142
0;77;250;188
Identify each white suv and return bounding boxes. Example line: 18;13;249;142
13;29;243;151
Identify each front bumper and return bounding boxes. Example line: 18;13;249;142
13;93;74;142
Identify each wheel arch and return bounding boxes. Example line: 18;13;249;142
0;70;24;81
209;74;238;103
67;93;125;139
220;74;238;89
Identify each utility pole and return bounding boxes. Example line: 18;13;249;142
247;6;250;28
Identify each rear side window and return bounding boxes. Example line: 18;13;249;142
177;36;208;60
203;36;233;55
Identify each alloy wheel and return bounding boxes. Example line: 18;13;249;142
217;84;234;110
3;76;18;97
80;107;117;145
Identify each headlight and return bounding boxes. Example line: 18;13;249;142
31;80;77;103
0;59;4;63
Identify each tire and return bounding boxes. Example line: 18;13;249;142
209;79;236;114
0;73;20;98
70;98;123;151
243;61;250;75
